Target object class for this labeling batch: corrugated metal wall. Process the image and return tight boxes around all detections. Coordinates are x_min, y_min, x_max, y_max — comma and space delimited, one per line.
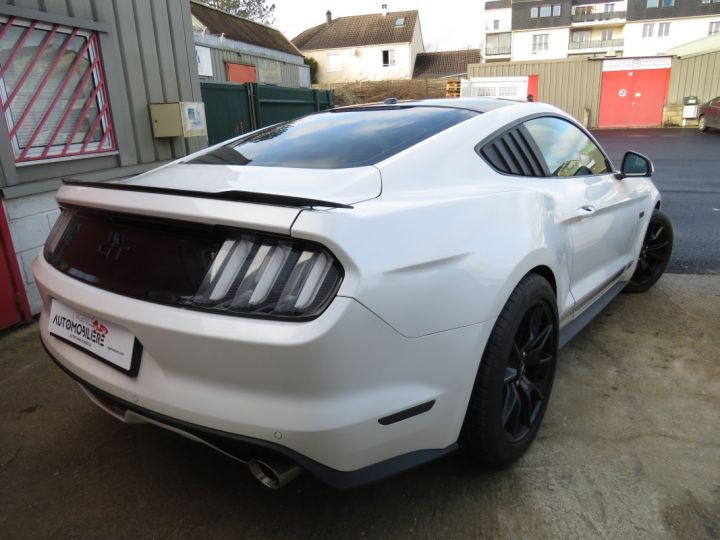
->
0, 0, 204, 196
468, 57, 603, 127
668, 51, 720, 105
204, 47, 306, 87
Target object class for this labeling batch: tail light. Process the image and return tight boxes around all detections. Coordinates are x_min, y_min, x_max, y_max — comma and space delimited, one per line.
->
189, 233, 343, 320
44, 207, 343, 321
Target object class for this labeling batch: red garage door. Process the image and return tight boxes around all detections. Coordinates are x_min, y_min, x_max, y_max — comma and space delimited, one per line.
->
599, 62, 671, 128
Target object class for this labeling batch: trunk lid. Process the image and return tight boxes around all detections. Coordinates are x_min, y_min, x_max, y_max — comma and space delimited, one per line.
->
125, 163, 382, 207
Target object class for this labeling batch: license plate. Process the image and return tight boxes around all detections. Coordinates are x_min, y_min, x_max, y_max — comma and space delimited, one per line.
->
48, 299, 142, 376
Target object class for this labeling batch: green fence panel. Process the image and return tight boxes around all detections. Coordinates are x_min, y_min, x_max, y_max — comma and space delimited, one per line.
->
200, 81, 252, 145
201, 82, 334, 144
254, 84, 335, 128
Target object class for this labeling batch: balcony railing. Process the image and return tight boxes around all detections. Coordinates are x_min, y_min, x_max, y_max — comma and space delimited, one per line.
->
485, 46, 512, 55
571, 11, 626, 23
568, 38, 624, 49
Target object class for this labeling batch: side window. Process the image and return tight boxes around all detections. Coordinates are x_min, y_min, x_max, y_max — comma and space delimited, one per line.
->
524, 117, 610, 176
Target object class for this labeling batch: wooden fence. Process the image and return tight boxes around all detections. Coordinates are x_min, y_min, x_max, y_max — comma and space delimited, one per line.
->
313, 79, 452, 106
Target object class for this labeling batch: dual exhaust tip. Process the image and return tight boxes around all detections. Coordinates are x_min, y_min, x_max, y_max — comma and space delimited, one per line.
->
247, 457, 301, 489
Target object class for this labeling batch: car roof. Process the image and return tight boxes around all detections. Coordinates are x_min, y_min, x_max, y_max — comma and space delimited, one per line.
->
335, 97, 520, 114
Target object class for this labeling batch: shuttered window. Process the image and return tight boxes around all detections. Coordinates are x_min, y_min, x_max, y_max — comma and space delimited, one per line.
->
0, 16, 116, 163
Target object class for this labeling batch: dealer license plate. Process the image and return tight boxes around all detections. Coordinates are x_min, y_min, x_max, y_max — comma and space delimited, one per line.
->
48, 299, 141, 376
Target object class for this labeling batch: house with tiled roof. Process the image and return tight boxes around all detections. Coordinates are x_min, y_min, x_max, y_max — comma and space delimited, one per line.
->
413, 49, 482, 79
292, 5, 425, 83
191, 1, 309, 87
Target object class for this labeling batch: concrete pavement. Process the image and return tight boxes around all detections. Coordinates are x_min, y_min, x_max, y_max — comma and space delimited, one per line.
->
1, 273, 718, 539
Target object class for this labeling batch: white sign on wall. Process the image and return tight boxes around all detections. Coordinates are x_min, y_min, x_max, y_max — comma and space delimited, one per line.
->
196, 45, 213, 77
602, 57, 672, 72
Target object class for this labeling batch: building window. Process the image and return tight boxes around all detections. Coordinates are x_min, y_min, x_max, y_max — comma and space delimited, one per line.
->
0, 16, 115, 163
552, 4, 561, 16
531, 7, 539, 17
572, 30, 591, 42
601, 29, 614, 41
709, 21, 720, 34
493, 19, 500, 30
326, 52, 341, 72
658, 22, 671, 37
646, 0, 659, 7
604, 4, 615, 12
662, 0, 674, 6
395, 17, 405, 27
382, 49, 395, 67
540, 5, 551, 17
486, 32, 511, 54
642, 23, 655, 38
532, 34, 549, 53
702, 0, 720, 4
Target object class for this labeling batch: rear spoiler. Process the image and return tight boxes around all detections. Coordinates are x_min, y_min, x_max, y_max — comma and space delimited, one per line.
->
61, 179, 353, 209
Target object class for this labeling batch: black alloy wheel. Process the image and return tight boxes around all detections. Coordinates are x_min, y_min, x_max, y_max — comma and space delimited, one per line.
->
624, 210, 673, 294
502, 301, 556, 442
461, 273, 558, 466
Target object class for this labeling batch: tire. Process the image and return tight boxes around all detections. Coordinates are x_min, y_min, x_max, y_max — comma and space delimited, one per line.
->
623, 209, 673, 294
699, 115, 707, 132
460, 273, 558, 467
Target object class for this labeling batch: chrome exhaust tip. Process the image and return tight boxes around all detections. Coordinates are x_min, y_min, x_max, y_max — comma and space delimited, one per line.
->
248, 457, 301, 489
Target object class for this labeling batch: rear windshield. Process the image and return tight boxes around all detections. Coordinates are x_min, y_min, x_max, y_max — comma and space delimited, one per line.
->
188, 107, 478, 169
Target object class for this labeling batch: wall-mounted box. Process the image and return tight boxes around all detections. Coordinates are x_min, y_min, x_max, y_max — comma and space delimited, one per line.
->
149, 102, 207, 138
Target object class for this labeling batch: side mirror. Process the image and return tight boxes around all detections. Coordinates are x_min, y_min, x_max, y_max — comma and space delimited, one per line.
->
615, 151, 654, 180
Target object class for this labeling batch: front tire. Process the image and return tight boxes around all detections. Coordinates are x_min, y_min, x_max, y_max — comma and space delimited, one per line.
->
460, 273, 558, 467
699, 115, 707, 132
624, 209, 673, 294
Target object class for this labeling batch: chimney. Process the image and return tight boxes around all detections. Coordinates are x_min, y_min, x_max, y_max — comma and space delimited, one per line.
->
381, 4, 387, 16
326, 10, 332, 24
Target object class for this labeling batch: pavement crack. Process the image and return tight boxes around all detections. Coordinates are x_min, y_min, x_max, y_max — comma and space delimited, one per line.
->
0, 449, 20, 475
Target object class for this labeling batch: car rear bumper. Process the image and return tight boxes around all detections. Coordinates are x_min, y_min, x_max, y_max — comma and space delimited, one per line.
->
34, 255, 492, 484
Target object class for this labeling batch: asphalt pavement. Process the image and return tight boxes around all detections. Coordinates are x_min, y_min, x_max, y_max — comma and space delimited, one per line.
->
592, 127, 720, 275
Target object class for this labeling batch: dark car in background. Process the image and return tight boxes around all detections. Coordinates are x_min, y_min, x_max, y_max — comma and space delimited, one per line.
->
698, 96, 720, 132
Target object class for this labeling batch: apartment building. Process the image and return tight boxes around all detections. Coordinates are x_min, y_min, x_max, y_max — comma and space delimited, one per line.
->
483, 0, 720, 62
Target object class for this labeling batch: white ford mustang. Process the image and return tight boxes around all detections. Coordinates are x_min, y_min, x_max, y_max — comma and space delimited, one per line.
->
34, 98, 673, 489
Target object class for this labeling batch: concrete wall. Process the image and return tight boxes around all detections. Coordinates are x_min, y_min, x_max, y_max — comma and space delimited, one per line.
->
0, 0, 205, 314
624, 16, 720, 57
305, 43, 415, 83
485, 8, 512, 33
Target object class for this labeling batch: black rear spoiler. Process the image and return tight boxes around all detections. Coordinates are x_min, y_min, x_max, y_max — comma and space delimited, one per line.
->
61, 179, 353, 209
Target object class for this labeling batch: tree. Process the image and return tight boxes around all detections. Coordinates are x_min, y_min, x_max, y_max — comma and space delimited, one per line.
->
199, 0, 276, 25
304, 57, 318, 84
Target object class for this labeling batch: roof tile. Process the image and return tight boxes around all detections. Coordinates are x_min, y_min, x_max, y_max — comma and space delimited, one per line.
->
292, 10, 418, 51
412, 49, 482, 78
191, 1, 301, 57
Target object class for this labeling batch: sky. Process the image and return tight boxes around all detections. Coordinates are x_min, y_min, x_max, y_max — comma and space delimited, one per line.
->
271, 1, 486, 52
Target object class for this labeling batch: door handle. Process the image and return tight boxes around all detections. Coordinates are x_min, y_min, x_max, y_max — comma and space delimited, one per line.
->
577, 205, 596, 216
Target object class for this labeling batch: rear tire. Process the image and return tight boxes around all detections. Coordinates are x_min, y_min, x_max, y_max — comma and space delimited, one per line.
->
699, 115, 707, 132
623, 209, 673, 294
460, 273, 558, 467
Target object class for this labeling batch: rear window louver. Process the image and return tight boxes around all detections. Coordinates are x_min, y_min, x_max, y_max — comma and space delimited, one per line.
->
480, 127, 545, 177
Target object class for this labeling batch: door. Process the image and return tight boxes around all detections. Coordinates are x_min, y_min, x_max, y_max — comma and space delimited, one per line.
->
599, 68, 670, 128
523, 117, 647, 311
0, 203, 30, 330
708, 98, 720, 128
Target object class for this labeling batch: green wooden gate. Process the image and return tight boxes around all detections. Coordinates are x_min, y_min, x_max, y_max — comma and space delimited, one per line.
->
200, 82, 334, 146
